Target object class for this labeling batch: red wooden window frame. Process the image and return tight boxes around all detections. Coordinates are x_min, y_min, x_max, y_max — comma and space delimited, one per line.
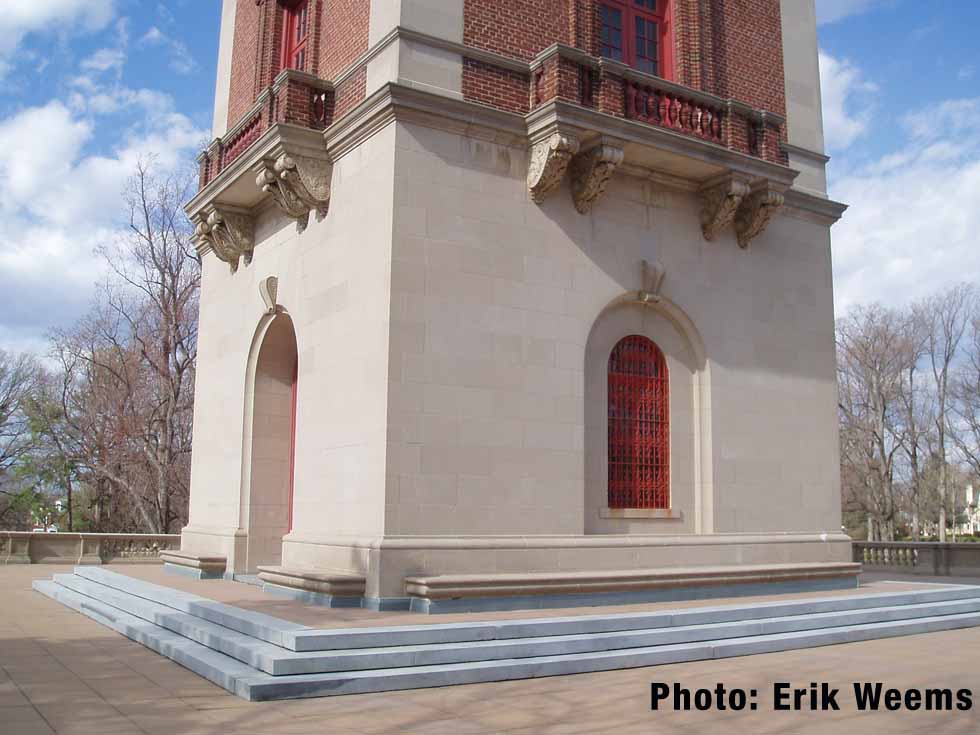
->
599, 0, 673, 79
281, 0, 311, 72
607, 335, 670, 509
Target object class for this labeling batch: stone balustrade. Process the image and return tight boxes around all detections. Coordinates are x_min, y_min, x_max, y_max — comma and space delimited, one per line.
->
624, 79, 724, 145
0, 531, 180, 565
854, 541, 980, 578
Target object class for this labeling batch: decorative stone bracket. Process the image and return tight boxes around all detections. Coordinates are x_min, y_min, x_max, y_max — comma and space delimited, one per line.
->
194, 205, 256, 273
254, 150, 332, 234
698, 175, 785, 249
527, 133, 580, 203
570, 142, 625, 214
734, 185, 785, 249
699, 174, 751, 242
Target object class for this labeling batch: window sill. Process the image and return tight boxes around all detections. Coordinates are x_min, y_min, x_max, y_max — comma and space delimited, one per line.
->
599, 508, 684, 520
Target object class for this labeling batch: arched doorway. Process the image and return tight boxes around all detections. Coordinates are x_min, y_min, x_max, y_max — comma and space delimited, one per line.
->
243, 313, 298, 572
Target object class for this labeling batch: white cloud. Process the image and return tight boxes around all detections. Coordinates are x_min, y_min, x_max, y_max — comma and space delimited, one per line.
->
816, 0, 881, 25
0, 0, 116, 75
81, 47, 126, 74
831, 96, 980, 313
140, 26, 196, 75
0, 86, 207, 352
959, 66, 976, 81
819, 51, 877, 152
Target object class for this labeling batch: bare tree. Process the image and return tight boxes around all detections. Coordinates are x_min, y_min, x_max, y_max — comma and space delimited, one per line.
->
35, 163, 199, 533
952, 314, 980, 485
895, 310, 932, 539
0, 350, 39, 524
837, 304, 916, 540
920, 284, 975, 541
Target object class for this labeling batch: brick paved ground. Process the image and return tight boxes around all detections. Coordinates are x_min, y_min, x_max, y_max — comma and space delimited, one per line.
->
3, 565, 978, 734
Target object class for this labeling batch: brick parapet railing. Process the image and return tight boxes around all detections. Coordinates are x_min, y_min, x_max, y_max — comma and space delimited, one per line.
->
527, 45, 786, 165
198, 69, 334, 189
854, 541, 980, 578
0, 531, 180, 565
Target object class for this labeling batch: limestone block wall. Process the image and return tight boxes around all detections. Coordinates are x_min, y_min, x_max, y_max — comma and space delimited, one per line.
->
383, 119, 841, 539
185, 125, 398, 573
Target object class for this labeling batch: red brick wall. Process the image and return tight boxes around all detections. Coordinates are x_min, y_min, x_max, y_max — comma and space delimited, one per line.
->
226, 0, 262, 129
225, 0, 369, 135
463, 59, 530, 114
317, 0, 370, 79
703, 0, 786, 116
334, 67, 367, 119
463, 0, 569, 59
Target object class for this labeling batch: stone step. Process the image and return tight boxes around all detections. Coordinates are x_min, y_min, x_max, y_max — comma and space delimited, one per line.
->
72, 566, 306, 647
33, 577, 980, 702
47, 572, 980, 677
70, 567, 980, 653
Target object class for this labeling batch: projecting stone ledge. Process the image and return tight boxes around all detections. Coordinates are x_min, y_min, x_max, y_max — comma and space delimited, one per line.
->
257, 565, 366, 605
404, 562, 862, 613
160, 550, 227, 580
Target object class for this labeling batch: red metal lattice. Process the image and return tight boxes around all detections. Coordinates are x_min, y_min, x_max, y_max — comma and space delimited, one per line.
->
608, 335, 669, 509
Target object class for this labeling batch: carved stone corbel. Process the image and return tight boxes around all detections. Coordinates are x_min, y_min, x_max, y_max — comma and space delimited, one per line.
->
637, 260, 666, 304
734, 185, 785, 249
194, 205, 255, 273
570, 142, 625, 214
699, 175, 751, 242
527, 133, 580, 203
255, 151, 332, 233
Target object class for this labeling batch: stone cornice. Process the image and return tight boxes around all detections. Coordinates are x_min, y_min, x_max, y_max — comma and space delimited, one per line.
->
324, 82, 527, 161
783, 188, 848, 226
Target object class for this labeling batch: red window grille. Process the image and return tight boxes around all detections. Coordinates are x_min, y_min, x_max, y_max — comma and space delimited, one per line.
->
607, 335, 670, 509
282, 0, 311, 72
599, 0, 673, 79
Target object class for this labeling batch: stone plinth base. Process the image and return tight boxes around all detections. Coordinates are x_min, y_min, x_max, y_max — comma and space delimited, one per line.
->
278, 531, 855, 602
404, 561, 860, 613
256, 565, 365, 607
161, 550, 227, 580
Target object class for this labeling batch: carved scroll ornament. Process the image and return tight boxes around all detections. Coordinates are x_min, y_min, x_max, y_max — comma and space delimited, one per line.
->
194, 206, 255, 273
700, 175, 751, 242
570, 143, 625, 214
255, 152, 332, 233
734, 187, 785, 249
527, 133, 580, 203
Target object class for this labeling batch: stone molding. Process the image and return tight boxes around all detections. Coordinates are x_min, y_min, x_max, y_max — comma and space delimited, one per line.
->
526, 133, 580, 203
570, 142, 625, 214
254, 150, 332, 233
193, 205, 256, 272
735, 184, 786, 249
256, 565, 366, 597
699, 174, 752, 241
404, 561, 862, 600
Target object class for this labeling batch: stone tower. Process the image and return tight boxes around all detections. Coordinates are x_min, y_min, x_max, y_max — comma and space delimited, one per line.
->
172, 0, 855, 610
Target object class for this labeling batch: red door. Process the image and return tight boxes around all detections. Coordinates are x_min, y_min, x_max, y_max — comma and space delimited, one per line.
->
287, 359, 298, 532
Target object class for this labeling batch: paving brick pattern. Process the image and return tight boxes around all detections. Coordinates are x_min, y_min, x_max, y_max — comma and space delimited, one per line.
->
3, 565, 979, 734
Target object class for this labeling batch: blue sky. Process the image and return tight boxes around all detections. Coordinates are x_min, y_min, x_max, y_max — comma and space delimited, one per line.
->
0, 0, 978, 354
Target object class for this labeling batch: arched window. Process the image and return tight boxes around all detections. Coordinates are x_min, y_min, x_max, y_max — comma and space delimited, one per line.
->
608, 335, 669, 509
